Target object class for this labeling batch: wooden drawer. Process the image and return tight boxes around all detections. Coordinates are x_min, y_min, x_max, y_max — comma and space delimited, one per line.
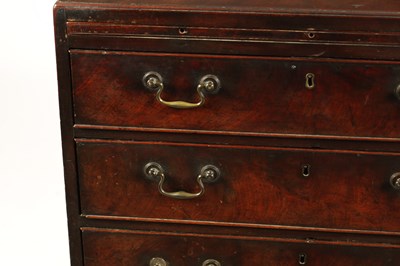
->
71, 50, 400, 139
82, 228, 400, 265
77, 140, 400, 232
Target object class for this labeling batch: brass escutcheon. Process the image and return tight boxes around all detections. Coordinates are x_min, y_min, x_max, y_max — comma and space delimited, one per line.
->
302, 164, 311, 177
298, 253, 307, 265
305, 73, 315, 89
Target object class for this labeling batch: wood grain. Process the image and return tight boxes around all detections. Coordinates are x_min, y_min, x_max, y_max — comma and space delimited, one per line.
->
57, 0, 400, 16
53, 5, 84, 266
77, 139, 400, 232
66, 22, 400, 45
54, 1, 400, 264
71, 50, 400, 139
82, 228, 400, 265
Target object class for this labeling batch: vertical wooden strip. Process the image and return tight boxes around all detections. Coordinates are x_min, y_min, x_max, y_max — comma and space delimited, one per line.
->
53, 4, 83, 266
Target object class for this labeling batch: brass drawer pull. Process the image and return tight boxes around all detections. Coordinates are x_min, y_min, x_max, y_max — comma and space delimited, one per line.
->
149, 257, 168, 266
390, 172, 400, 191
144, 162, 221, 199
143, 72, 221, 109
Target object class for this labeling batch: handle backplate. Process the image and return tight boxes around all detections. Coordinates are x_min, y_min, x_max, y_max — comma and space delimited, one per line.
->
395, 85, 400, 100
390, 172, 400, 191
202, 259, 222, 266
149, 257, 168, 266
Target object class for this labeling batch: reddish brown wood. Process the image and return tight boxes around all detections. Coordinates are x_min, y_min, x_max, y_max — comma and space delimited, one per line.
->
53, 6, 84, 266
71, 50, 400, 139
82, 229, 400, 265
59, 1, 400, 61
62, 7, 400, 37
77, 139, 400, 232
73, 125, 400, 153
81, 216, 400, 247
55, 1, 400, 264
57, 0, 400, 15
67, 22, 400, 45
68, 35, 400, 61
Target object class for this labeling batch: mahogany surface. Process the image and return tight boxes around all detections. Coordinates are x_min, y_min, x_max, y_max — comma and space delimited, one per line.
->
71, 50, 400, 139
58, 0, 400, 15
54, 0, 400, 265
82, 229, 400, 266
77, 139, 400, 232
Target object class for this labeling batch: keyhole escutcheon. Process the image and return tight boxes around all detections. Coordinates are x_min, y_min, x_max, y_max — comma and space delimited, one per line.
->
305, 73, 315, 89
302, 164, 311, 177
299, 253, 307, 265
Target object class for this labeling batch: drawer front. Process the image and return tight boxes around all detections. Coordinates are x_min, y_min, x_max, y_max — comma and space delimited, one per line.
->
82, 229, 400, 266
71, 50, 400, 139
77, 140, 400, 232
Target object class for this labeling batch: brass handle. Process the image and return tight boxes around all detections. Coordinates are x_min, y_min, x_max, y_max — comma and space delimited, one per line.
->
144, 162, 221, 199
390, 172, 400, 191
143, 72, 221, 109
202, 259, 222, 266
149, 257, 168, 266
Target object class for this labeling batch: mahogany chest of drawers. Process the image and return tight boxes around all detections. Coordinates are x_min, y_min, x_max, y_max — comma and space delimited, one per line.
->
54, 1, 400, 265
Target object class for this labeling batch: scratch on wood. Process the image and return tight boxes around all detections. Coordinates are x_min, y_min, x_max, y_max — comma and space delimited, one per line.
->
311, 51, 326, 57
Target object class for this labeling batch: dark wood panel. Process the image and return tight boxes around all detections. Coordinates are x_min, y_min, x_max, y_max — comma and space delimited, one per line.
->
71, 51, 400, 138
58, 0, 400, 17
67, 22, 400, 45
73, 125, 400, 153
56, 1, 400, 265
80, 216, 400, 246
82, 228, 400, 266
53, 6, 84, 266
62, 9, 400, 38
68, 35, 400, 61
77, 140, 400, 232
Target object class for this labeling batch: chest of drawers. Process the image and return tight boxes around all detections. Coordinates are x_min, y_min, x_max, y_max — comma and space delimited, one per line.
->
54, 1, 400, 265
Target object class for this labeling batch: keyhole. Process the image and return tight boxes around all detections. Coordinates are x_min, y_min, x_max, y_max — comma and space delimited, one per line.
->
305, 73, 315, 89
302, 164, 311, 177
299, 253, 307, 265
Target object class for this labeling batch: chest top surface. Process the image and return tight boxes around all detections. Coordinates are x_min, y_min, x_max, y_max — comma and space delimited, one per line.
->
58, 0, 400, 15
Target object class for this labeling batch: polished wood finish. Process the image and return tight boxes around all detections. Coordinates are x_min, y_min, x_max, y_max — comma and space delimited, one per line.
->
53, 7, 84, 266
71, 50, 400, 139
82, 229, 400, 266
66, 22, 400, 46
61, 1, 400, 61
77, 139, 400, 232
54, 0, 400, 265
68, 36, 400, 61
58, 0, 400, 14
